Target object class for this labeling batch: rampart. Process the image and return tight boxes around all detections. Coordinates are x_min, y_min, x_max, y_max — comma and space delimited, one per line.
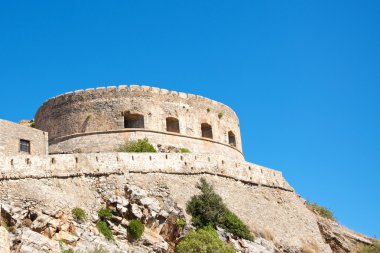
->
0, 153, 293, 191
35, 85, 243, 160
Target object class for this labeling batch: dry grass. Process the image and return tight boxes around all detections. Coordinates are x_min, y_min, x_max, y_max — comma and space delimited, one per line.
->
259, 228, 274, 241
301, 240, 320, 253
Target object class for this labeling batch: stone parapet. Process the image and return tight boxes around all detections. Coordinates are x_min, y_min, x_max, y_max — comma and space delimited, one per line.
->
0, 153, 293, 191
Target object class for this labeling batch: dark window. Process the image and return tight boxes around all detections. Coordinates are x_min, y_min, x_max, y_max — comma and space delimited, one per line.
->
124, 113, 144, 128
166, 117, 180, 133
20, 139, 30, 153
201, 123, 213, 139
228, 131, 236, 147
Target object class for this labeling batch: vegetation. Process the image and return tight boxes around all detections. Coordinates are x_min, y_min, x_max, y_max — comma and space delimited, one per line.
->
218, 112, 224, 119
306, 202, 336, 221
116, 138, 156, 153
176, 226, 235, 253
128, 219, 144, 240
176, 218, 187, 228
186, 178, 254, 240
355, 240, 380, 253
206, 108, 211, 113
98, 208, 113, 220
96, 221, 114, 240
180, 148, 191, 153
72, 207, 87, 222
219, 210, 253, 240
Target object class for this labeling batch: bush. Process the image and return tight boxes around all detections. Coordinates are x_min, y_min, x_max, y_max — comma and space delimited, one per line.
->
306, 202, 336, 221
176, 226, 234, 253
116, 138, 156, 153
72, 207, 86, 222
98, 208, 113, 221
186, 178, 254, 240
220, 210, 253, 240
186, 178, 226, 228
180, 148, 191, 153
218, 112, 224, 119
96, 221, 114, 240
128, 219, 144, 240
176, 218, 186, 227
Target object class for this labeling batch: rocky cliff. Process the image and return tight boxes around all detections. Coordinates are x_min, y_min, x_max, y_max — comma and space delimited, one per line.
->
0, 170, 373, 253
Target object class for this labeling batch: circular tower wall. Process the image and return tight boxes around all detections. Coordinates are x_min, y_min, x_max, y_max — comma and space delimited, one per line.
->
35, 85, 243, 160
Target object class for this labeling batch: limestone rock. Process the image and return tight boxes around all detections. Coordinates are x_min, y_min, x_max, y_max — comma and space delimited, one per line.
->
0, 226, 10, 253
18, 228, 60, 253
140, 197, 161, 213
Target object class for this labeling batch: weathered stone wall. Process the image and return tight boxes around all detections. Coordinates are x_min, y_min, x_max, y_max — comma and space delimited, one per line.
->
0, 153, 291, 190
48, 129, 244, 160
0, 120, 48, 156
34, 85, 242, 157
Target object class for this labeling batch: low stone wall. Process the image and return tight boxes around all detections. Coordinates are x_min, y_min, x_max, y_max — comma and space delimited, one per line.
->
0, 153, 292, 191
48, 129, 244, 161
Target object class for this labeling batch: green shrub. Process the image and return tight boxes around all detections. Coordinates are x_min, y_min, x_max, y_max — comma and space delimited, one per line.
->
306, 202, 336, 221
72, 207, 87, 221
176, 226, 234, 253
180, 148, 191, 153
116, 138, 156, 152
220, 210, 253, 240
218, 112, 224, 119
96, 221, 114, 240
176, 218, 186, 227
128, 219, 144, 240
186, 178, 226, 228
62, 249, 74, 253
98, 208, 113, 221
186, 178, 254, 240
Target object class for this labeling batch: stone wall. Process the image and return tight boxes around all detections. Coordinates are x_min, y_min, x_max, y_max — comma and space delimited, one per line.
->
0, 153, 292, 191
48, 129, 244, 160
0, 120, 48, 156
34, 85, 243, 156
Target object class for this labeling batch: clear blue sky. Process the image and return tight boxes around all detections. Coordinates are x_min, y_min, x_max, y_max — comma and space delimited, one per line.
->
0, 1, 379, 237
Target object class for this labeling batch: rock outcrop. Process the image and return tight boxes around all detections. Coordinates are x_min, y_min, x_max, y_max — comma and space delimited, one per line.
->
0, 173, 374, 253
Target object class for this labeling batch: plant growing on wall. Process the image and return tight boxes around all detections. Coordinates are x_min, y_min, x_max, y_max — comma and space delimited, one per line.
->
116, 138, 156, 153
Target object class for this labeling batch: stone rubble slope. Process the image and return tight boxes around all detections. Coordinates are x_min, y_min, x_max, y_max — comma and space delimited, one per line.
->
1, 182, 277, 253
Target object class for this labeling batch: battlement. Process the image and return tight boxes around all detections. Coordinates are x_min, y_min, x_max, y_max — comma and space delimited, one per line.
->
0, 153, 293, 191
40, 85, 236, 118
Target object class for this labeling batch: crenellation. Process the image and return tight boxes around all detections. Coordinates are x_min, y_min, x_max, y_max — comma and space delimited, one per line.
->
129, 85, 140, 91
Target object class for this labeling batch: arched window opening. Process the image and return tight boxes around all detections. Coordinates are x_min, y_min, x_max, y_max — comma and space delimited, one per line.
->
124, 113, 144, 128
201, 123, 213, 139
228, 131, 236, 147
166, 117, 180, 133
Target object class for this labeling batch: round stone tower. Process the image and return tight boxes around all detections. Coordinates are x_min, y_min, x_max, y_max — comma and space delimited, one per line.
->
35, 85, 243, 160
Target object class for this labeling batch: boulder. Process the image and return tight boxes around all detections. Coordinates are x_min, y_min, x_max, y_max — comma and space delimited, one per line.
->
19, 228, 60, 253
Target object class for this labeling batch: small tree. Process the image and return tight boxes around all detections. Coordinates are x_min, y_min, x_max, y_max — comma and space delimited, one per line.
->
176, 226, 234, 253
186, 178, 254, 240
186, 178, 226, 228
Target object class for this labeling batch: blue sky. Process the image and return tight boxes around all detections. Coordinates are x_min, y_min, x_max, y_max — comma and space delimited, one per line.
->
0, 1, 379, 237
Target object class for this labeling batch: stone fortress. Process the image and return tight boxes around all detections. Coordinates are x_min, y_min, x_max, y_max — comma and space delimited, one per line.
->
0, 85, 291, 190
1, 85, 373, 253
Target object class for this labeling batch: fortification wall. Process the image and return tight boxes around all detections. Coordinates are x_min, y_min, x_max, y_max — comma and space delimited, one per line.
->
0, 153, 292, 191
48, 129, 244, 160
0, 119, 48, 156
34, 85, 242, 156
